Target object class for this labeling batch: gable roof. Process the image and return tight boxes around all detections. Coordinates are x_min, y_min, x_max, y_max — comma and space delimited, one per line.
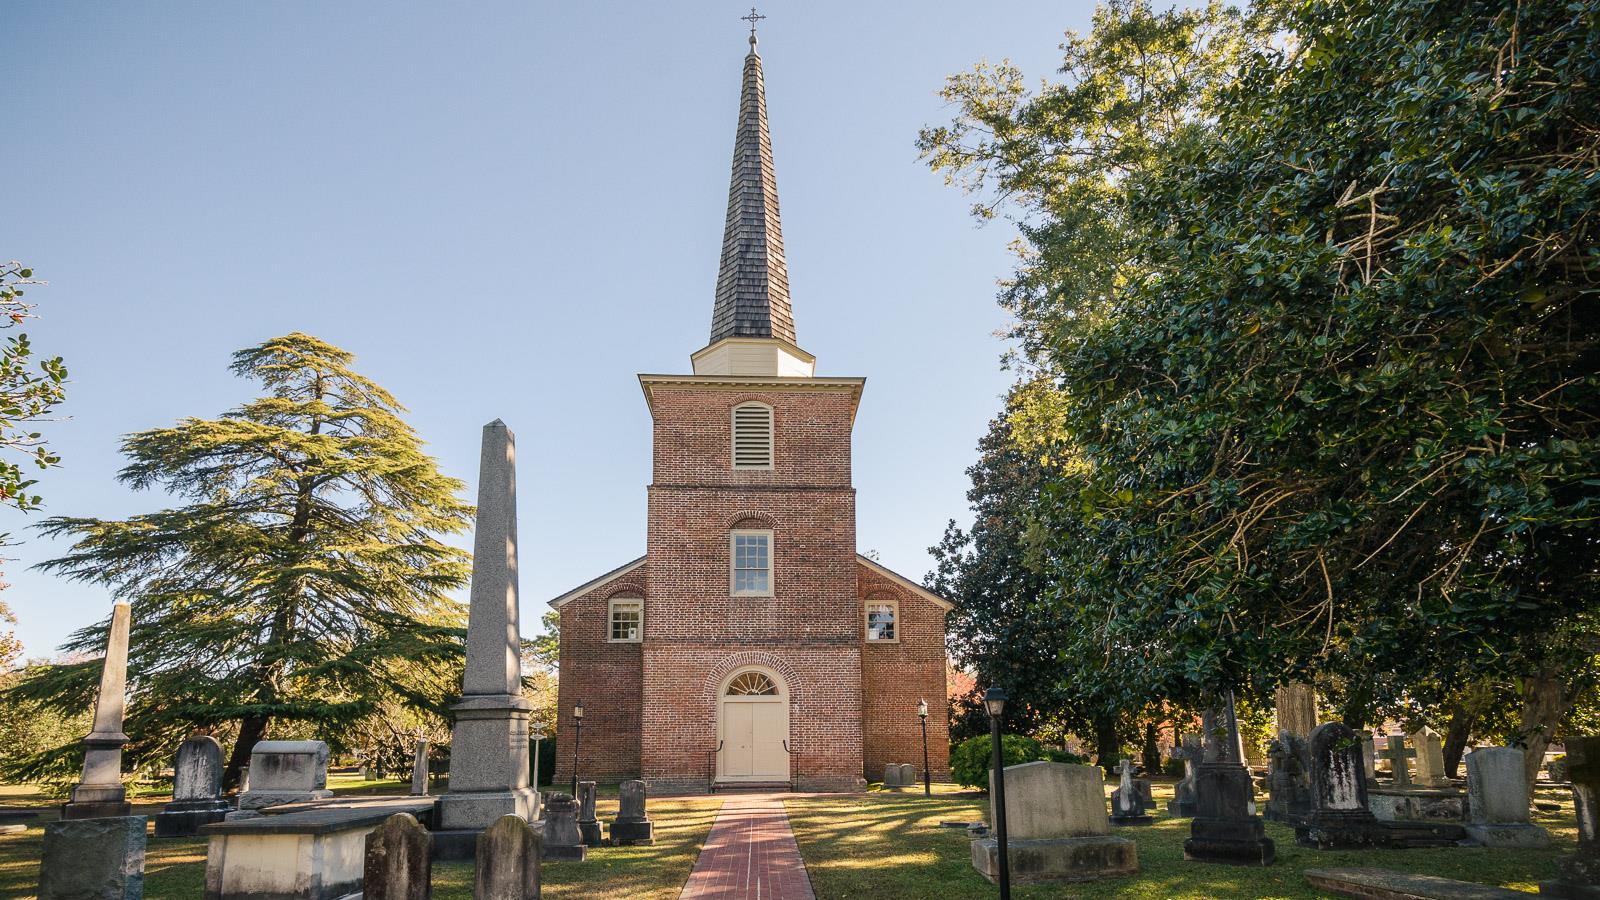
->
548, 555, 646, 609
857, 554, 954, 611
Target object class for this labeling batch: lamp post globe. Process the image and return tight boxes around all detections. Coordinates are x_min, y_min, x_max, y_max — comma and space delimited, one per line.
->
984, 686, 1011, 900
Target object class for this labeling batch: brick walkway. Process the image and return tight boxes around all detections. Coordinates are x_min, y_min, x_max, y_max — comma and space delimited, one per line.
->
679, 792, 815, 900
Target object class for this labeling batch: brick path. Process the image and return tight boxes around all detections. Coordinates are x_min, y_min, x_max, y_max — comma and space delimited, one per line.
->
679, 792, 815, 900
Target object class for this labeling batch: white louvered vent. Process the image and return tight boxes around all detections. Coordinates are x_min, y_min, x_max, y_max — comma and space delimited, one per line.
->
732, 403, 774, 469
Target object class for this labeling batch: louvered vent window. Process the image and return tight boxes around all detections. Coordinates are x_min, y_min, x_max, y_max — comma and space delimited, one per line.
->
731, 403, 774, 469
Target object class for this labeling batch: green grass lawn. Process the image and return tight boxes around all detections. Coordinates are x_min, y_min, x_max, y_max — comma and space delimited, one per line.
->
787, 779, 1580, 899
0, 779, 721, 900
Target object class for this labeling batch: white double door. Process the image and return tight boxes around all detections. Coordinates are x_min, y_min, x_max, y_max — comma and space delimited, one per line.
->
718, 696, 788, 781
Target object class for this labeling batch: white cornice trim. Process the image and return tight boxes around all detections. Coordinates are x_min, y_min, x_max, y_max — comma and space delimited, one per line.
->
549, 555, 647, 609
857, 554, 955, 611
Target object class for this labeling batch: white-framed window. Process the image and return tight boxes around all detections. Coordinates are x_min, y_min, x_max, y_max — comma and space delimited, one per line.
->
864, 600, 898, 642
730, 529, 773, 596
731, 402, 774, 469
609, 597, 643, 642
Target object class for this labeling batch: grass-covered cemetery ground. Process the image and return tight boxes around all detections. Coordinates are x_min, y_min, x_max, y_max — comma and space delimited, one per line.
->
0, 776, 1580, 898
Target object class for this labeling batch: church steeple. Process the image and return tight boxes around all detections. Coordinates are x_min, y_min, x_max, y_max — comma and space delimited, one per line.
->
694, 17, 814, 378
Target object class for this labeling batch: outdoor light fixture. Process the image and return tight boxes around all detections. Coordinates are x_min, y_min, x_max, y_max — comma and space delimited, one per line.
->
985, 686, 1012, 900
570, 701, 585, 799
917, 698, 932, 796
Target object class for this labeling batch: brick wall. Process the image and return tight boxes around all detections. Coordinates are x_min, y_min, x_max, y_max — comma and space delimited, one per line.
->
859, 564, 951, 781
552, 567, 645, 785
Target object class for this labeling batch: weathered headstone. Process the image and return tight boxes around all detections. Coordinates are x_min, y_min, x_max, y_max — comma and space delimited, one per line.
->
154, 735, 232, 837
576, 781, 601, 847
1361, 732, 1378, 781
897, 763, 916, 787
1185, 695, 1275, 865
62, 600, 134, 821
1381, 733, 1417, 788
474, 814, 542, 900
1265, 732, 1313, 824
411, 739, 430, 797
540, 792, 586, 862
1541, 735, 1599, 898
38, 815, 146, 900
1274, 683, 1318, 741
1109, 759, 1152, 826
1297, 722, 1383, 850
1464, 747, 1549, 848
970, 761, 1137, 884
1168, 734, 1201, 817
882, 763, 901, 787
1410, 727, 1448, 788
230, 740, 333, 813
364, 813, 432, 900
610, 779, 655, 846
435, 421, 538, 854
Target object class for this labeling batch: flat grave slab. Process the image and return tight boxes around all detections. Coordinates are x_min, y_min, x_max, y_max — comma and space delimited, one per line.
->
1305, 867, 1533, 900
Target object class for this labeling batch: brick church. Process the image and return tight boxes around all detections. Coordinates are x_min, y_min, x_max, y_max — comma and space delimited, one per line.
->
549, 31, 951, 793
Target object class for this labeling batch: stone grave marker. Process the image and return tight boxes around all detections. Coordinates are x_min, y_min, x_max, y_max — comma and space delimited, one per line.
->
1265, 732, 1313, 824
1361, 732, 1378, 781
1185, 695, 1275, 865
882, 763, 901, 787
576, 781, 602, 847
1297, 722, 1383, 849
410, 739, 429, 797
610, 779, 655, 846
1464, 747, 1550, 848
230, 740, 334, 814
474, 814, 541, 900
38, 815, 146, 900
1168, 734, 1201, 818
1410, 727, 1448, 788
541, 792, 586, 862
155, 735, 232, 837
970, 761, 1137, 884
1381, 733, 1417, 788
1540, 734, 1599, 898
364, 813, 432, 900
897, 763, 916, 787
62, 600, 134, 821
1109, 759, 1152, 826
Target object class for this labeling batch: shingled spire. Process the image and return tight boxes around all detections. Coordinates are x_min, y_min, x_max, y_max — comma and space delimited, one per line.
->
710, 28, 796, 345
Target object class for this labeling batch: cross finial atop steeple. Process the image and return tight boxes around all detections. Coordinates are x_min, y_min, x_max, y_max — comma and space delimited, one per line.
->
742, 7, 765, 50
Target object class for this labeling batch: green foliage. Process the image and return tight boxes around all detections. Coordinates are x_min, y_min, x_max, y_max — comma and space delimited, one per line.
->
0, 261, 66, 518
950, 733, 1065, 788
924, 0, 1600, 721
1, 333, 473, 786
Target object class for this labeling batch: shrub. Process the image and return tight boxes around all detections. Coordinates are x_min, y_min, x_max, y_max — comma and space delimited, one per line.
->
950, 733, 1054, 788
1164, 757, 1186, 778
1044, 748, 1089, 766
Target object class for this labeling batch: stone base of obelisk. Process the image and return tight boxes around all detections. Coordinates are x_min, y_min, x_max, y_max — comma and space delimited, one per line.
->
61, 782, 132, 821
431, 693, 539, 860
1182, 764, 1276, 865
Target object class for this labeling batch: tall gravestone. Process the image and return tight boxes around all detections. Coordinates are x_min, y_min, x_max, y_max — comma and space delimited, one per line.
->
610, 780, 655, 846
1265, 732, 1312, 824
435, 421, 539, 853
1411, 727, 1448, 787
475, 814, 542, 900
1168, 734, 1201, 817
411, 739, 430, 797
1541, 735, 1599, 898
62, 600, 134, 820
970, 761, 1137, 884
155, 735, 232, 837
1464, 747, 1549, 848
1184, 695, 1275, 865
364, 813, 432, 900
576, 781, 602, 846
38, 815, 147, 900
1296, 722, 1383, 849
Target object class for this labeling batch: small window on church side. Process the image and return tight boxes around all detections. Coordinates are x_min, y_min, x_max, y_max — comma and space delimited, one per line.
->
730, 530, 773, 596
731, 402, 774, 469
609, 598, 642, 642
865, 601, 898, 642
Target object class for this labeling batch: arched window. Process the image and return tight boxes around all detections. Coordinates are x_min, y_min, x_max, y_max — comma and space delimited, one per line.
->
726, 671, 779, 696
731, 402, 774, 469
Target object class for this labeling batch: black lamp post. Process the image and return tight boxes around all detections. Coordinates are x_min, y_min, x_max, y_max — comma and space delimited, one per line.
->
984, 686, 1011, 900
570, 701, 584, 799
917, 698, 932, 797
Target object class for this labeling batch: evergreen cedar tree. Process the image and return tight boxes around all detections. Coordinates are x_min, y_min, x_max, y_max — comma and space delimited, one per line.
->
1, 333, 474, 788
922, 0, 1599, 785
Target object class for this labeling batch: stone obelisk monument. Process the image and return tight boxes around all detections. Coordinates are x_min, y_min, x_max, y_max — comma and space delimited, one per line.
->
434, 420, 538, 857
62, 599, 135, 820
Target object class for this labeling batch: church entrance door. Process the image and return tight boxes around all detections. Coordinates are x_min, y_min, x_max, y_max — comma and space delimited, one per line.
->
716, 668, 789, 783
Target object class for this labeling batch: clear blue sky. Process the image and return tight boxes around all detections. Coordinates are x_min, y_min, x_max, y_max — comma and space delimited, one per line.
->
3, 2, 1092, 658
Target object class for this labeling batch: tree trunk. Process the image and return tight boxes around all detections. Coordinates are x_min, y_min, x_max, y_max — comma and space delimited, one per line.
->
1094, 714, 1120, 775
1442, 701, 1476, 779
223, 714, 270, 792
1141, 721, 1162, 773
1519, 669, 1567, 801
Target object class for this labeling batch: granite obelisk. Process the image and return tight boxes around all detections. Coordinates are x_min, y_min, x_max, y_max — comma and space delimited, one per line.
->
62, 599, 134, 820
435, 421, 538, 851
